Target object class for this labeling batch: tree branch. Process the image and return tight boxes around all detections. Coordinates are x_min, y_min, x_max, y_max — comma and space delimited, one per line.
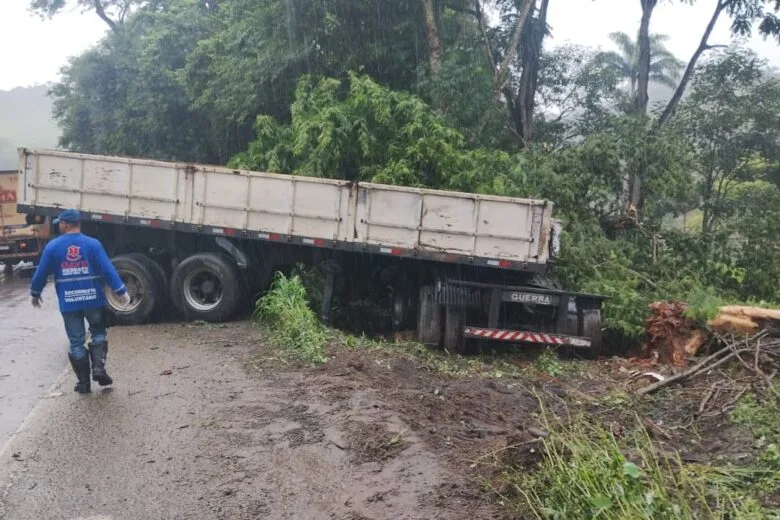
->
658, 0, 728, 126
517, 0, 549, 144
93, 0, 119, 32
474, 0, 497, 71
494, 0, 536, 97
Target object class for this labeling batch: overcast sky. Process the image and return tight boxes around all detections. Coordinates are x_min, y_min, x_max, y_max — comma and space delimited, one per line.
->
1, 0, 779, 91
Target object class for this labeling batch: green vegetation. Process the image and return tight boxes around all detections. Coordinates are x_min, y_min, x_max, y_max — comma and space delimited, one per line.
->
730, 394, 780, 507
339, 331, 528, 380
496, 410, 771, 520
683, 286, 727, 322
732, 394, 780, 441
532, 348, 565, 377
253, 273, 328, 364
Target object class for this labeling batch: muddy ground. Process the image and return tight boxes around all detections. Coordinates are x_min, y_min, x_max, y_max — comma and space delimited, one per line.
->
0, 318, 767, 520
1, 320, 520, 519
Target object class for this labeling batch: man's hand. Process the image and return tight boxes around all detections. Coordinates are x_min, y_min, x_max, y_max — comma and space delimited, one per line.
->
119, 292, 132, 307
31, 296, 42, 308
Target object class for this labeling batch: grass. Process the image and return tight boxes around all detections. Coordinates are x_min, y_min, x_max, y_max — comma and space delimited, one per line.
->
533, 348, 565, 377
253, 272, 329, 364
732, 394, 780, 441
337, 331, 542, 379
491, 405, 773, 520
731, 393, 780, 501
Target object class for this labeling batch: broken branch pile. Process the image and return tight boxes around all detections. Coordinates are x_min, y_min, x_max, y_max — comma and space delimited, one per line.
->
637, 303, 780, 396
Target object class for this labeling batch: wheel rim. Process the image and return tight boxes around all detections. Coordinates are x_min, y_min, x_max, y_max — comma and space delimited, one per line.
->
183, 268, 224, 312
106, 270, 143, 313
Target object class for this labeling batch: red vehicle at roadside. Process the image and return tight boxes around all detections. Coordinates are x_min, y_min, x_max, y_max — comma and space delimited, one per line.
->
0, 170, 50, 269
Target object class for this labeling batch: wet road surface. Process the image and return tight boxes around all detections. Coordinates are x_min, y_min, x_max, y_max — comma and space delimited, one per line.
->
0, 272, 66, 445
0, 321, 244, 520
0, 317, 471, 520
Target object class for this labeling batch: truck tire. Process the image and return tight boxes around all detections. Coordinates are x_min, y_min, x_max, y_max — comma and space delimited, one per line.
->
418, 286, 442, 346
125, 253, 168, 303
106, 255, 159, 325
443, 305, 466, 354
582, 309, 604, 357
171, 253, 241, 322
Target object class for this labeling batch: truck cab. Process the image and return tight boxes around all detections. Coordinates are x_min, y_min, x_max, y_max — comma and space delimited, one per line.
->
0, 170, 49, 269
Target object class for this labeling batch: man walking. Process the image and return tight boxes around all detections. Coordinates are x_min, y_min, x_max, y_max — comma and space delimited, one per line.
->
30, 209, 131, 394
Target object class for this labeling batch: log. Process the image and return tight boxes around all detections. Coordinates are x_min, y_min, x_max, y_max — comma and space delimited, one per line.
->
717, 306, 780, 321
708, 315, 760, 336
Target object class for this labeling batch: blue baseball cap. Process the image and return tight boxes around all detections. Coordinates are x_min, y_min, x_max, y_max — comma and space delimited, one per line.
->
53, 209, 81, 225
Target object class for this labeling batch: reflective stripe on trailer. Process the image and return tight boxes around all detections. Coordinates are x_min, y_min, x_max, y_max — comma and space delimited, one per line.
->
464, 327, 592, 347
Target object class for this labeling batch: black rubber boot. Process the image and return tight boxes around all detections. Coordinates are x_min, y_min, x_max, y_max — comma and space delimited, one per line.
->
89, 341, 113, 387
69, 354, 91, 394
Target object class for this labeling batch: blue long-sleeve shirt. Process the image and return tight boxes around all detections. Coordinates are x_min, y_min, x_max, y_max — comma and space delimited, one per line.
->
30, 232, 127, 313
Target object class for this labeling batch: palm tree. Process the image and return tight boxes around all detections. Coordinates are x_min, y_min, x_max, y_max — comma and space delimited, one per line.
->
600, 32, 684, 97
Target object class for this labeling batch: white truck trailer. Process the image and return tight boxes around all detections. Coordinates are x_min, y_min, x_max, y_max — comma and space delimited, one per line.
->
16, 148, 604, 353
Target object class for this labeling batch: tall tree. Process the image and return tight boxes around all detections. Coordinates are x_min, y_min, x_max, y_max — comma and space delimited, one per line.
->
601, 29, 683, 222
599, 32, 683, 97
186, 0, 430, 128
636, 0, 659, 114
472, 0, 551, 145
492, 0, 537, 100
673, 48, 780, 234
422, 0, 444, 73
419, 0, 552, 145
514, 0, 550, 144
51, 0, 443, 163
51, 1, 224, 162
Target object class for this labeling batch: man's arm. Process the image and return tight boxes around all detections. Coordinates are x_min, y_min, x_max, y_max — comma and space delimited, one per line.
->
30, 245, 54, 299
94, 241, 127, 295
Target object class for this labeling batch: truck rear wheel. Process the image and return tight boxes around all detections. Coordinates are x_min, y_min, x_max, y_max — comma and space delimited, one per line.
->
106, 255, 160, 325
443, 305, 466, 354
171, 253, 241, 322
582, 309, 604, 357
417, 286, 442, 346
125, 253, 168, 305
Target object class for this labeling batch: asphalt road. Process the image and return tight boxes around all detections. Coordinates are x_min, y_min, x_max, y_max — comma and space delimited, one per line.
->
0, 270, 67, 446
0, 309, 241, 520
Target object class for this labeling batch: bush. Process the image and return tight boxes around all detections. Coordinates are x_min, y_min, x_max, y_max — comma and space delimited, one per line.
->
253, 273, 328, 364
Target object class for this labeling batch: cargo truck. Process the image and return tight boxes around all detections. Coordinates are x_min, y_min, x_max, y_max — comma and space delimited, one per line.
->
0, 169, 50, 268
16, 148, 605, 354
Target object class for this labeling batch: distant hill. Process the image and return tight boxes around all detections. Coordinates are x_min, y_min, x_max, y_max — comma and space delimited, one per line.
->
0, 85, 60, 169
